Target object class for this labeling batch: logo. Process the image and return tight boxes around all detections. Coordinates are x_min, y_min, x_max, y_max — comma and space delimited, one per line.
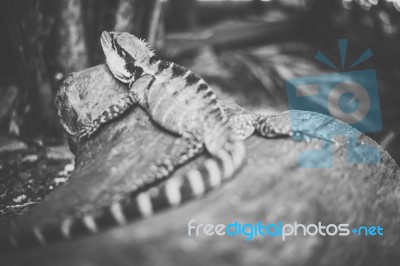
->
286, 39, 382, 168
187, 220, 384, 241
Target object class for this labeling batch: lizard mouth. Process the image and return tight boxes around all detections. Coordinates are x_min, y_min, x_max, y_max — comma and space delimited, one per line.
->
100, 31, 112, 50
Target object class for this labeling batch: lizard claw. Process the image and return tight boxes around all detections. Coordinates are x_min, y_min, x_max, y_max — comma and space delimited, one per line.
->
74, 124, 99, 141
74, 127, 91, 141
255, 115, 292, 138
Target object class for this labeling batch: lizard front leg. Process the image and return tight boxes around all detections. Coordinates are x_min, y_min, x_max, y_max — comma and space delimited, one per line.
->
221, 102, 327, 142
253, 114, 292, 138
75, 91, 139, 141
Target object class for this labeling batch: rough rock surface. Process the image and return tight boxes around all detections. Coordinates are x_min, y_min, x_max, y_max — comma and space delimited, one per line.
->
2, 65, 400, 266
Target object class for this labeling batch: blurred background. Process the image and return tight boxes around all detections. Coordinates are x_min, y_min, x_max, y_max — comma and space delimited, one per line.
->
0, 0, 400, 222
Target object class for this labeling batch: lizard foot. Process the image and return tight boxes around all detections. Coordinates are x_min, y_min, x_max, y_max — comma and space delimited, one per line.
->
255, 114, 333, 144
74, 122, 100, 141
255, 114, 292, 138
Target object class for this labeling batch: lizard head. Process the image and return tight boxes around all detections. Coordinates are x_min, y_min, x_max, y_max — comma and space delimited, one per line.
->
100, 31, 155, 83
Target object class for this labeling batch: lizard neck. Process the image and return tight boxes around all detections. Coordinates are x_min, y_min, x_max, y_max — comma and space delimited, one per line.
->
135, 57, 160, 77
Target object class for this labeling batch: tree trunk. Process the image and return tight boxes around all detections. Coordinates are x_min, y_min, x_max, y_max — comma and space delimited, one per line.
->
0, 0, 58, 136
114, 0, 164, 47
52, 0, 89, 73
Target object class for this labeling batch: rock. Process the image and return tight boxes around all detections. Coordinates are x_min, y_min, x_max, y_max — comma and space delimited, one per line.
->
45, 145, 75, 161
53, 177, 68, 186
2, 65, 400, 266
21, 155, 39, 163
56, 163, 75, 178
0, 136, 28, 153
12, 195, 27, 203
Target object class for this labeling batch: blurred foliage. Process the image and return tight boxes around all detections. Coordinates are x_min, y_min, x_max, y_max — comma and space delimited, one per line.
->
0, 0, 161, 138
0, 0, 399, 160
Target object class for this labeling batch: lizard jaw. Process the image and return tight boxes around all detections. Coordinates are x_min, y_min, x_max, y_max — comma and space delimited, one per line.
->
100, 31, 132, 83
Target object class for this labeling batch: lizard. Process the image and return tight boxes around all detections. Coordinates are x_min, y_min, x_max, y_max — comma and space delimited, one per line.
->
0, 31, 296, 252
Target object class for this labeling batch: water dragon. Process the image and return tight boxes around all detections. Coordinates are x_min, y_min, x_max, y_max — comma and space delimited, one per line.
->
0, 31, 296, 251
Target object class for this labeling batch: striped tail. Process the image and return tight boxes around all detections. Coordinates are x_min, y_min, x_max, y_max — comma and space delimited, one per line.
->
0, 140, 245, 253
